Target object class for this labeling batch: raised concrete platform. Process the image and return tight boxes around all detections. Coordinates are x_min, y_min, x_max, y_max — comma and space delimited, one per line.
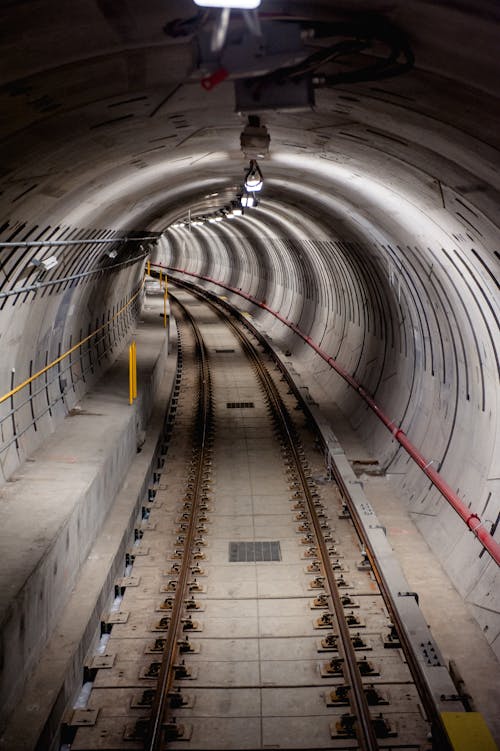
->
0, 284, 177, 750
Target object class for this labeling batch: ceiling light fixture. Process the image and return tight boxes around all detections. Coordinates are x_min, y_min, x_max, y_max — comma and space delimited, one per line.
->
244, 159, 263, 192
240, 191, 255, 208
240, 116, 270, 160
194, 0, 261, 8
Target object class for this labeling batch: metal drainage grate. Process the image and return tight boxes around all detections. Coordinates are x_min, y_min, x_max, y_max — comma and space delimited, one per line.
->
227, 402, 255, 409
215, 348, 235, 353
229, 541, 281, 562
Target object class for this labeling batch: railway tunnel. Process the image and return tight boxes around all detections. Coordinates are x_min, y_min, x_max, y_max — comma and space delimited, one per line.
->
0, 1, 499, 749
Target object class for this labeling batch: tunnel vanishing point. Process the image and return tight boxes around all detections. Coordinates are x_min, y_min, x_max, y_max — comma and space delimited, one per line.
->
0, 1, 499, 750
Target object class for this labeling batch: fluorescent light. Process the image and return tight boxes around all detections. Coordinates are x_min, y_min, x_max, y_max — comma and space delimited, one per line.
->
215, 216, 223, 222
233, 208, 243, 216
194, 0, 261, 8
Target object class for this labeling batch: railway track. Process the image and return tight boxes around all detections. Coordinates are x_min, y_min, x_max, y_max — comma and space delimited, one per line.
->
65, 286, 439, 750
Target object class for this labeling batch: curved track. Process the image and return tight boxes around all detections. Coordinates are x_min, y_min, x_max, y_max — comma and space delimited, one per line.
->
67, 286, 440, 751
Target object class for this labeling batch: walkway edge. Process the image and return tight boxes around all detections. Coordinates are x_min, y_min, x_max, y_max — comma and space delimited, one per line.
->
0, 311, 178, 751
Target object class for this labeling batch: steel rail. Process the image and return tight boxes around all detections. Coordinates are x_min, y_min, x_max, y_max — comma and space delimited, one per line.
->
156, 265, 500, 567
146, 298, 212, 751
223, 307, 380, 751
171, 278, 454, 748
331, 468, 452, 749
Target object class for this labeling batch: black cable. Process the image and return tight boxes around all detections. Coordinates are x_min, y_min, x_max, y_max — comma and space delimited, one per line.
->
242, 15, 414, 91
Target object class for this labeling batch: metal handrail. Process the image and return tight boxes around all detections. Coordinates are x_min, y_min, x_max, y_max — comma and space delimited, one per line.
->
0, 309, 138, 454
0, 279, 144, 408
0, 277, 145, 456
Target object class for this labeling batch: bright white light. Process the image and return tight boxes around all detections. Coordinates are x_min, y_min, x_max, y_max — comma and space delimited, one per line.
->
233, 208, 243, 216
244, 160, 264, 192
194, 0, 261, 8
241, 194, 255, 208
215, 216, 223, 222
208, 218, 217, 223
244, 177, 263, 192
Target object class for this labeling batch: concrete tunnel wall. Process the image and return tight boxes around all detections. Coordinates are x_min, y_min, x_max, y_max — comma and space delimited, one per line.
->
0, 0, 499, 680
1, 136, 499, 656
158, 150, 499, 653
0, 244, 146, 481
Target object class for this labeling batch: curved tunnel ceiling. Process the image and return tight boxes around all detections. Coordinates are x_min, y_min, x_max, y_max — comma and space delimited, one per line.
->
0, 0, 499, 626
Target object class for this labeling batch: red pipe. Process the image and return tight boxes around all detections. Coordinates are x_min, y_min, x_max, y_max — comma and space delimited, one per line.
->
154, 263, 500, 566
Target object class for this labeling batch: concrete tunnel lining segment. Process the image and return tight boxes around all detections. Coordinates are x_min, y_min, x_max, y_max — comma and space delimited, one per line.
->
0, 0, 499, 744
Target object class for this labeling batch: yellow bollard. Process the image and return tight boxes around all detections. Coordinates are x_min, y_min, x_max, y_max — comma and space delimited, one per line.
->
132, 341, 137, 399
129, 344, 134, 405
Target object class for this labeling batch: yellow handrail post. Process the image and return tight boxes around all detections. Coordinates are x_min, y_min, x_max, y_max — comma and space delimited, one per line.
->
132, 341, 137, 399
0, 276, 146, 408
163, 288, 168, 329
159, 269, 163, 285
147, 259, 151, 277
128, 344, 133, 405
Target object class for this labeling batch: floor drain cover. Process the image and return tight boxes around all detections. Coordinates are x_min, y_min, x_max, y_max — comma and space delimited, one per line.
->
229, 541, 281, 562
227, 402, 255, 409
